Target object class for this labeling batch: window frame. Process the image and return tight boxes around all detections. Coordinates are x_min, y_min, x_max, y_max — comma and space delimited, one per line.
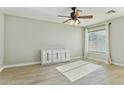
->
87, 29, 106, 54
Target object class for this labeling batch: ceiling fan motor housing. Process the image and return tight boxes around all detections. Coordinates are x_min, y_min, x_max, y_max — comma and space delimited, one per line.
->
71, 12, 76, 19
71, 7, 76, 12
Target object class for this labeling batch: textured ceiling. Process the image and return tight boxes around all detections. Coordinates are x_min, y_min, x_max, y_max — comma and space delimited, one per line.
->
0, 7, 124, 26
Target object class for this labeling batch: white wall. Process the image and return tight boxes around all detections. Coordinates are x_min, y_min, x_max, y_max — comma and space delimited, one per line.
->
0, 13, 4, 68
4, 14, 124, 66
110, 16, 124, 64
4, 15, 84, 65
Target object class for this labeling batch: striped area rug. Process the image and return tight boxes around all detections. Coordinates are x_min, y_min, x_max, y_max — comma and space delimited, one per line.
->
56, 60, 102, 82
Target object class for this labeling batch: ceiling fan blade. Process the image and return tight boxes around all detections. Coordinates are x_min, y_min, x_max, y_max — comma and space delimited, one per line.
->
58, 15, 71, 18
63, 19, 72, 23
78, 15, 93, 19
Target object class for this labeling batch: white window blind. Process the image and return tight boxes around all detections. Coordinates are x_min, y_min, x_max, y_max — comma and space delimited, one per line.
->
87, 24, 106, 53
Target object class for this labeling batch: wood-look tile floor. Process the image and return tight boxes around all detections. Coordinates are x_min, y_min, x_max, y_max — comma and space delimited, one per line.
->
1, 59, 124, 85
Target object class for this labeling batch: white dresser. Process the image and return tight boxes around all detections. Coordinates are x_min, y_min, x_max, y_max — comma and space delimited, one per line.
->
41, 48, 70, 64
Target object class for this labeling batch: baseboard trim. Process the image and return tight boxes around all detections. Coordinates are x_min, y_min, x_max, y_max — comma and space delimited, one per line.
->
71, 56, 83, 60
3, 61, 41, 69
113, 62, 124, 67
0, 67, 4, 72
0, 56, 83, 72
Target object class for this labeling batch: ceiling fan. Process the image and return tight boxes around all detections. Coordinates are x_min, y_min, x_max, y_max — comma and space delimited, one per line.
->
58, 7, 93, 24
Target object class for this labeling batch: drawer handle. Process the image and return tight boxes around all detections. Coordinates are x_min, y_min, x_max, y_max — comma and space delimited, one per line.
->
65, 52, 66, 58
47, 53, 49, 61
56, 53, 58, 59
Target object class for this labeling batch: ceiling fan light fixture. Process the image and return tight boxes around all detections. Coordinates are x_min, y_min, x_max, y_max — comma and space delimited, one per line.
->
69, 20, 78, 25
70, 20, 74, 25
75, 20, 79, 25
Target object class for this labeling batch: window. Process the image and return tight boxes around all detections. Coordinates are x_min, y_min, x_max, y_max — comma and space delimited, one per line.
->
88, 30, 106, 53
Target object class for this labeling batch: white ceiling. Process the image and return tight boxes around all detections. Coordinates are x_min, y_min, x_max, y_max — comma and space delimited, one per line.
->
0, 7, 124, 26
